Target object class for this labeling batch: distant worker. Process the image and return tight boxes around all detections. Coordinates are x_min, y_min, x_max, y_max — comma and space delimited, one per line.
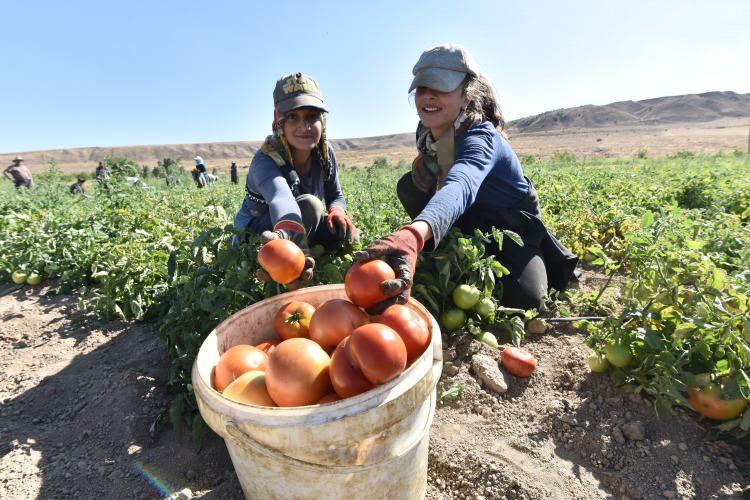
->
194, 156, 208, 187
4, 156, 34, 189
95, 161, 111, 191
70, 176, 87, 195
230, 161, 239, 184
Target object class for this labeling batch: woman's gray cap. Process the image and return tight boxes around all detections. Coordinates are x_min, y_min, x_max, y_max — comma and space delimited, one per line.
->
273, 73, 328, 114
409, 43, 479, 93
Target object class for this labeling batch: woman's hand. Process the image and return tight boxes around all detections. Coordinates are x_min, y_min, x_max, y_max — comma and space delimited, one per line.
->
352, 225, 425, 314
327, 206, 359, 244
258, 224, 315, 290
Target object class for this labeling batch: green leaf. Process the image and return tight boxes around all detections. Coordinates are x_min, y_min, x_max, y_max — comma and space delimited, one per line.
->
502, 230, 523, 247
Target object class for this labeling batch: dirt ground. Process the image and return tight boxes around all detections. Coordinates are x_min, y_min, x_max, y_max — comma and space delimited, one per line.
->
1, 273, 748, 499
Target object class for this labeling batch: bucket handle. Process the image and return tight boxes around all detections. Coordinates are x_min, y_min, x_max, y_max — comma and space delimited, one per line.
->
225, 391, 435, 474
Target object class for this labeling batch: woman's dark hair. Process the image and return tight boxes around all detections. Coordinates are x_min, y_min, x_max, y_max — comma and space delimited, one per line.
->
462, 74, 506, 134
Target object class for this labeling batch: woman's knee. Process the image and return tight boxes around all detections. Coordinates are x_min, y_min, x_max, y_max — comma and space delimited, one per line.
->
499, 255, 548, 309
296, 195, 324, 232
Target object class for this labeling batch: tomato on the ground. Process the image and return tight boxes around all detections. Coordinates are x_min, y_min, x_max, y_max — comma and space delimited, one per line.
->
687, 384, 747, 421
501, 346, 537, 377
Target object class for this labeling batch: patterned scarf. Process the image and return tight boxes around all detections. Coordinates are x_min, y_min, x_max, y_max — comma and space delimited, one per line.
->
414, 109, 483, 191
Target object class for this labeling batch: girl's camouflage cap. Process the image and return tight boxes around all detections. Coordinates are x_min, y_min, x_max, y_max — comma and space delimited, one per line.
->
273, 73, 328, 114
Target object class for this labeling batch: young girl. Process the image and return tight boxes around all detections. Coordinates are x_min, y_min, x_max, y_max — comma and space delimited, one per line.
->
356, 44, 577, 312
234, 72, 357, 287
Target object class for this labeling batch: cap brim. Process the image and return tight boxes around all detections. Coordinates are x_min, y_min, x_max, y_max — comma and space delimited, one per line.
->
276, 95, 328, 114
408, 68, 467, 93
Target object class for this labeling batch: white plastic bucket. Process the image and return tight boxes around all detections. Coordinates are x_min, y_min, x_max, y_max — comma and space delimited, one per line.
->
192, 284, 443, 499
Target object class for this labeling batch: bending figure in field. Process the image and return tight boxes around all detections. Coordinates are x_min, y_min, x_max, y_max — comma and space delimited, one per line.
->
4, 156, 34, 189
356, 44, 578, 313
95, 161, 111, 191
233, 72, 358, 289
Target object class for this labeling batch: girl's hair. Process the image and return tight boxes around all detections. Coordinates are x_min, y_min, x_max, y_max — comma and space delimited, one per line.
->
462, 74, 506, 134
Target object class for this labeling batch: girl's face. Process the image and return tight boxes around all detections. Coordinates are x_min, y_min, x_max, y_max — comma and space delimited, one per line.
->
415, 85, 468, 138
282, 107, 323, 152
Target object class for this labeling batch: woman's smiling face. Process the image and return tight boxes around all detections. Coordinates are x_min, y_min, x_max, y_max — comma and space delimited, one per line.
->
415, 85, 468, 138
282, 107, 323, 152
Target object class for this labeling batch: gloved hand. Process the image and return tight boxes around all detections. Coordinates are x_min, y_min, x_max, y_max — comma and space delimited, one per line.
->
411, 154, 436, 193
327, 206, 359, 244
353, 225, 425, 314
258, 222, 315, 290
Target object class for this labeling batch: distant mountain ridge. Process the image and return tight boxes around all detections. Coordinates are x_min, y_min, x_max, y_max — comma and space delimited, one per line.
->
2, 91, 747, 169
507, 90, 749, 133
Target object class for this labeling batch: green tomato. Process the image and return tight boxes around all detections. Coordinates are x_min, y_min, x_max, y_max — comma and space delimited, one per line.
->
474, 297, 495, 319
441, 308, 467, 331
478, 332, 499, 349
714, 346, 726, 358
26, 273, 43, 286
588, 353, 610, 373
452, 285, 481, 310
604, 343, 633, 368
11, 271, 27, 285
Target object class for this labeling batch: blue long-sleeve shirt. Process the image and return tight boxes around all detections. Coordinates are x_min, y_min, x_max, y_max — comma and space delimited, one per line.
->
414, 121, 529, 247
234, 146, 346, 234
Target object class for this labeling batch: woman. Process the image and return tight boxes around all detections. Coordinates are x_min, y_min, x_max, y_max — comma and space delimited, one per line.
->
357, 44, 577, 312
234, 72, 358, 287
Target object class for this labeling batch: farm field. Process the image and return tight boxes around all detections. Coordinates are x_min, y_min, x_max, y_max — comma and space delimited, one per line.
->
1, 152, 749, 499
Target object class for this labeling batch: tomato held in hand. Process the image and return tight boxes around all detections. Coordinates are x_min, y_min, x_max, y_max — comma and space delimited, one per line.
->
378, 304, 431, 363
274, 300, 316, 340
309, 299, 369, 352
330, 336, 374, 398
501, 346, 537, 377
687, 384, 748, 421
349, 323, 407, 385
214, 345, 269, 392
265, 338, 332, 407
258, 239, 306, 285
345, 259, 396, 309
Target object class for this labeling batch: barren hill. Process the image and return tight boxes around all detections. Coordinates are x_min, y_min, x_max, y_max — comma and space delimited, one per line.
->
508, 90, 750, 133
2, 91, 747, 173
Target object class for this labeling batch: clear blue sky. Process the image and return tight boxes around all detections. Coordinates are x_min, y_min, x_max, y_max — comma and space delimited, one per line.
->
2, 0, 748, 152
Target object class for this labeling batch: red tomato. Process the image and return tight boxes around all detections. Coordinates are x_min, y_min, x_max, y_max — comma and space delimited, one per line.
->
349, 323, 407, 385
222, 371, 276, 406
378, 304, 431, 363
687, 385, 747, 421
258, 239, 305, 285
501, 346, 537, 377
214, 345, 269, 392
274, 301, 316, 340
265, 338, 332, 407
330, 336, 374, 398
317, 392, 342, 404
255, 339, 281, 355
345, 260, 396, 309
308, 299, 369, 352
